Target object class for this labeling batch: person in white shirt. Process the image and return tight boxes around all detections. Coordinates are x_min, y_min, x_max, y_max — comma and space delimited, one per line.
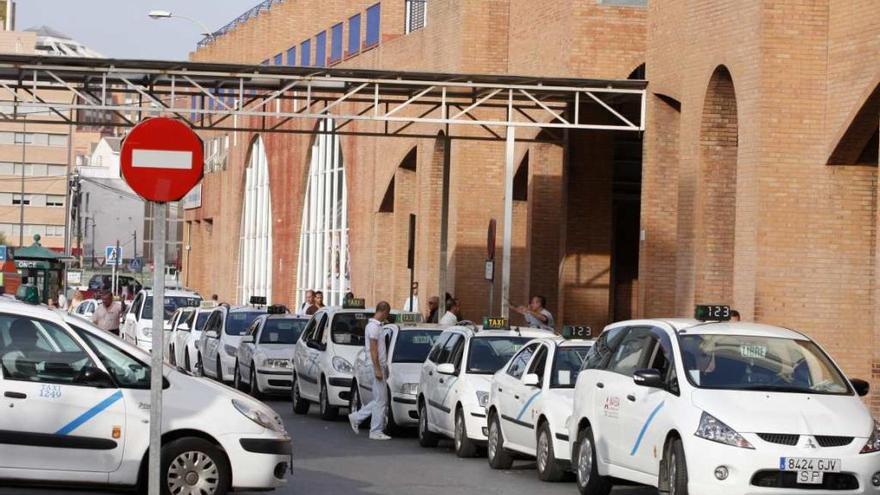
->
349, 301, 392, 440
57, 290, 68, 312
299, 290, 315, 314
403, 282, 419, 313
439, 298, 460, 326
512, 295, 555, 332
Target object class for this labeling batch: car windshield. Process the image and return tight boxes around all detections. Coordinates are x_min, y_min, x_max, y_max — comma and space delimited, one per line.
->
260, 319, 308, 344
331, 313, 370, 346
467, 336, 532, 374
143, 296, 201, 321
225, 311, 264, 336
679, 334, 851, 395
393, 329, 442, 363
551, 346, 591, 388
194, 312, 210, 331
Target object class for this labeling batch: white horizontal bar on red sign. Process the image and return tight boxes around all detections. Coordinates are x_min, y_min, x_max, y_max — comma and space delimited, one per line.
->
132, 149, 192, 169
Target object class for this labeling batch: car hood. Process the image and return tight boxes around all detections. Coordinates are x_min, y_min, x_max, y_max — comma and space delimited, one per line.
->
259, 346, 295, 360
333, 344, 362, 366
389, 362, 422, 384
691, 389, 873, 437
467, 373, 493, 393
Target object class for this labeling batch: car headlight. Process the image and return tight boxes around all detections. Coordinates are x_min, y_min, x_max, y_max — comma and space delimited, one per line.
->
223, 344, 237, 356
695, 412, 754, 449
332, 356, 353, 373
399, 382, 419, 396
263, 358, 293, 369
475, 391, 489, 408
860, 419, 880, 454
232, 399, 285, 433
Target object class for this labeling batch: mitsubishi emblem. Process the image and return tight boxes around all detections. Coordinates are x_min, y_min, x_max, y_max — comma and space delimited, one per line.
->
805, 438, 818, 449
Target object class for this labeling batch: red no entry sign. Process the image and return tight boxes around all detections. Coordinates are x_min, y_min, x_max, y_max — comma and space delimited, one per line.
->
120, 117, 204, 203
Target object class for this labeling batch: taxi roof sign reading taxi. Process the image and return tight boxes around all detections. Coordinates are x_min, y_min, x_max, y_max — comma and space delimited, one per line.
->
343, 298, 366, 309
561, 325, 591, 339
695, 304, 731, 322
482, 317, 509, 330
120, 118, 204, 203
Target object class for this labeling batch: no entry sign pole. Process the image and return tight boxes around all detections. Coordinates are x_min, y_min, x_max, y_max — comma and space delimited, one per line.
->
119, 117, 204, 495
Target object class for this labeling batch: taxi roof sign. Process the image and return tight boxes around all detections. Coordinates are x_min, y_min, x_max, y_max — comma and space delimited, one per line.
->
343, 297, 366, 309
482, 317, 509, 330
249, 296, 267, 306
267, 304, 288, 315
695, 304, 731, 322
200, 300, 218, 309
561, 325, 591, 339
390, 312, 422, 324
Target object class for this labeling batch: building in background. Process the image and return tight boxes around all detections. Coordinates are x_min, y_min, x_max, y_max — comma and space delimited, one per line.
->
0, 1, 15, 32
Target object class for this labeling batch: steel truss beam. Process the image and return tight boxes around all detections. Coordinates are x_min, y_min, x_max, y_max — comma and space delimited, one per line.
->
0, 55, 646, 140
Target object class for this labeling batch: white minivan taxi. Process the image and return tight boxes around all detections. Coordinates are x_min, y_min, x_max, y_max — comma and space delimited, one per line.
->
0, 298, 291, 494
567, 306, 880, 495
351, 322, 444, 434
487, 327, 593, 480
198, 303, 267, 383
417, 319, 552, 457
122, 289, 201, 352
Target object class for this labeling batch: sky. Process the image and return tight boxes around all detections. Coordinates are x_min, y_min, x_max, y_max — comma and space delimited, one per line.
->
17, 0, 259, 60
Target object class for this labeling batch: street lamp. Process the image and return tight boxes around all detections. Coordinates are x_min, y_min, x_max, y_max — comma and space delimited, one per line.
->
147, 10, 213, 38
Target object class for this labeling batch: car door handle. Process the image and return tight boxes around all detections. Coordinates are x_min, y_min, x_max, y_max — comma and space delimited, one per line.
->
627, 394, 636, 402
514, 394, 520, 400
439, 378, 445, 384
4, 391, 26, 399
596, 382, 604, 389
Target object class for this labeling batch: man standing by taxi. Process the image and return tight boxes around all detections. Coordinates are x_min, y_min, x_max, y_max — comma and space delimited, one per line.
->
348, 301, 392, 440
512, 295, 555, 332
300, 290, 315, 314
92, 290, 123, 337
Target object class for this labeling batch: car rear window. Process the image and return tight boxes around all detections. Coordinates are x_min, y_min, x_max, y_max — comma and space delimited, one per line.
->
393, 329, 443, 363
260, 319, 308, 344
466, 336, 532, 374
225, 311, 264, 336
330, 313, 370, 346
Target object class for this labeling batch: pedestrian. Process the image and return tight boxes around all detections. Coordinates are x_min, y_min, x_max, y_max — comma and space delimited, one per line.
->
512, 295, 555, 332
315, 291, 325, 309
92, 290, 123, 337
57, 289, 68, 311
300, 290, 315, 313
730, 309, 741, 322
47, 298, 58, 309
348, 301, 392, 440
439, 298, 460, 326
403, 282, 419, 312
68, 288, 84, 313
425, 296, 439, 323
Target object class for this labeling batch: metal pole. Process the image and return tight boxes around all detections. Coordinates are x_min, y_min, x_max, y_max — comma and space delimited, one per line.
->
501, 126, 515, 319
112, 239, 120, 295
438, 135, 451, 307
148, 201, 166, 495
18, 116, 25, 247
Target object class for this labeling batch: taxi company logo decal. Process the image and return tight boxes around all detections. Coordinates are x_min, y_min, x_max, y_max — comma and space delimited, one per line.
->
55, 390, 124, 436
603, 396, 620, 418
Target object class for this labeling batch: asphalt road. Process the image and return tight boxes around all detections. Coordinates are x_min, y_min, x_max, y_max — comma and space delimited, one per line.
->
0, 399, 657, 495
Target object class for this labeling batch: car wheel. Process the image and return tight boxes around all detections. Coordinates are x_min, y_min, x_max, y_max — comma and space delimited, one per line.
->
454, 407, 478, 458
196, 353, 204, 377
537, 422, 564, 482
487, 412, 513, 469
319, 379, 338, 421
666, 438, 689, 495
383, 386, 401, 436
418, 400, 439, 447
233, 363, 245, 391
291, 373, 309, 415
250, 367, 262, 399
575, 426, 611, 495
161, 437, 230, 495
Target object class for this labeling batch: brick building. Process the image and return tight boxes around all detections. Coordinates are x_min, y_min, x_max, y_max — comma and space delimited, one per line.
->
184, 0, 880, 409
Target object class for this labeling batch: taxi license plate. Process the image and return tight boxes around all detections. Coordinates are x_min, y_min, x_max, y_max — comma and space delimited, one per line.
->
780, 457, 841, 484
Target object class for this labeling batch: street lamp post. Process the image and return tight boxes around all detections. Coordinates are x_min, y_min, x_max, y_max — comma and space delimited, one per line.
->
147, 10, 214, 38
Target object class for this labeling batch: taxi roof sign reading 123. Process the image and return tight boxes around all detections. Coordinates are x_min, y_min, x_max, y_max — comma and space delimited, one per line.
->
562, 325, 591, 339
695, 304, 731, 321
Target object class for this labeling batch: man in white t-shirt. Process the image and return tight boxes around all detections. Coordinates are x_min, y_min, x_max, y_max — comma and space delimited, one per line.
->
513, 295, 555, 332
299, 290, 315, 314
439, 298, 460, 326
348, 301, 392, 440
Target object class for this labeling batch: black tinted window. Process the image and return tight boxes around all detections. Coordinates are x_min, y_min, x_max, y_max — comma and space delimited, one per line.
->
260, 319, 308, 344
330, 313, 369, 346
582, 326, 627, 370
392, 329, 442, 363
225, 311, 265, 336
195, 312, 210, 331
467, 337, 532, 374
551, 346, 590, 388
143, 296, 201, 321
427, 333, 450, 363
506, 343, 537, 379
607, 327, 654, 377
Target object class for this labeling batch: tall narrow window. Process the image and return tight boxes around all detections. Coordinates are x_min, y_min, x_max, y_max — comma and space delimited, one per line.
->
273, 53, 283, 65
330, 23, 343, 63
300, 39, 311, 67
405, 0, 427, 33
365, 3, 381, 48
286, 46, 296, 66
348, 14, 361, 55
238, 137, 273, 305
296, 119, 350, 308
314, 31, 326, 67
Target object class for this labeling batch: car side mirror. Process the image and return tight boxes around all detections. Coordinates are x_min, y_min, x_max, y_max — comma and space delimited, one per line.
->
205, 330, 219, 339
241, 335, 254, 344
851, 378, 870, 397
522, 373, 540, 387
77, 366, 115, 388
633, 368, 665, 389
437, 363, 456, 375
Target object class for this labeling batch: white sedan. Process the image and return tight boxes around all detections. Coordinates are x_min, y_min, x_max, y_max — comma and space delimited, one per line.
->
236, 313, 309, 397
0, 297, 291, 494
567, 307, 880, 495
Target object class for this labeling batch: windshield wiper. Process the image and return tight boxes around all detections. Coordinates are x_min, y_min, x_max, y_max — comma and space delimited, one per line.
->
737, 384, 814, 394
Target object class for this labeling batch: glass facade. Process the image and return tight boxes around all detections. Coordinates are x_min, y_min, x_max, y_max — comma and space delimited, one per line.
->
238, 137, 274, 305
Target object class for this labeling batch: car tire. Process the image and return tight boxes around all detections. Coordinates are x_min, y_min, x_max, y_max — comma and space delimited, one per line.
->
233, 363, 245, 391
291, 373, 309, 415
575, 426, 611, 495
665, 438, 689, 495
487, 412, 513, 469
418, 400, 439, 448
537, 422, 564, 482
250, 367, 262, 399
168, 345, 176, 366
319, 379, 338, 421
160, 437, 230, 495
383, 386, 401, 437
454, 407, 478, 458
196, 352, 204, 377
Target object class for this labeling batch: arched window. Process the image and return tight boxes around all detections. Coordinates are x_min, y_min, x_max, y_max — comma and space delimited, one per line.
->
296, 119, 350, 307
237, 136, 273, 304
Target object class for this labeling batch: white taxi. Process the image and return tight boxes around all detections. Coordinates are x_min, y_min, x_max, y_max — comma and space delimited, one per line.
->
165, 306, 196, 366
351, 322, 444, 434
197, 302, 267, 383
0, 297, 291, 494
176, 303, 215, 373
417, 319, 552, 457
487, 327, 593, 480
567, 305, 880, 495
235, 309, 309, 397
122, 289, 201, 352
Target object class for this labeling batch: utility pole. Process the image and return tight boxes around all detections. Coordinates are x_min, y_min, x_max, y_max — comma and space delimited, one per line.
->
18, 115, 26, 247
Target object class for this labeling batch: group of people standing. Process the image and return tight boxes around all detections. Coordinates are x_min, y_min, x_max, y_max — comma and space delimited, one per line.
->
298, 289, 326, 315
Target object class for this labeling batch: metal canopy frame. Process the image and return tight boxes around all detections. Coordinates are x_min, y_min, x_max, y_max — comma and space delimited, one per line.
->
0, 54, 647, 317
